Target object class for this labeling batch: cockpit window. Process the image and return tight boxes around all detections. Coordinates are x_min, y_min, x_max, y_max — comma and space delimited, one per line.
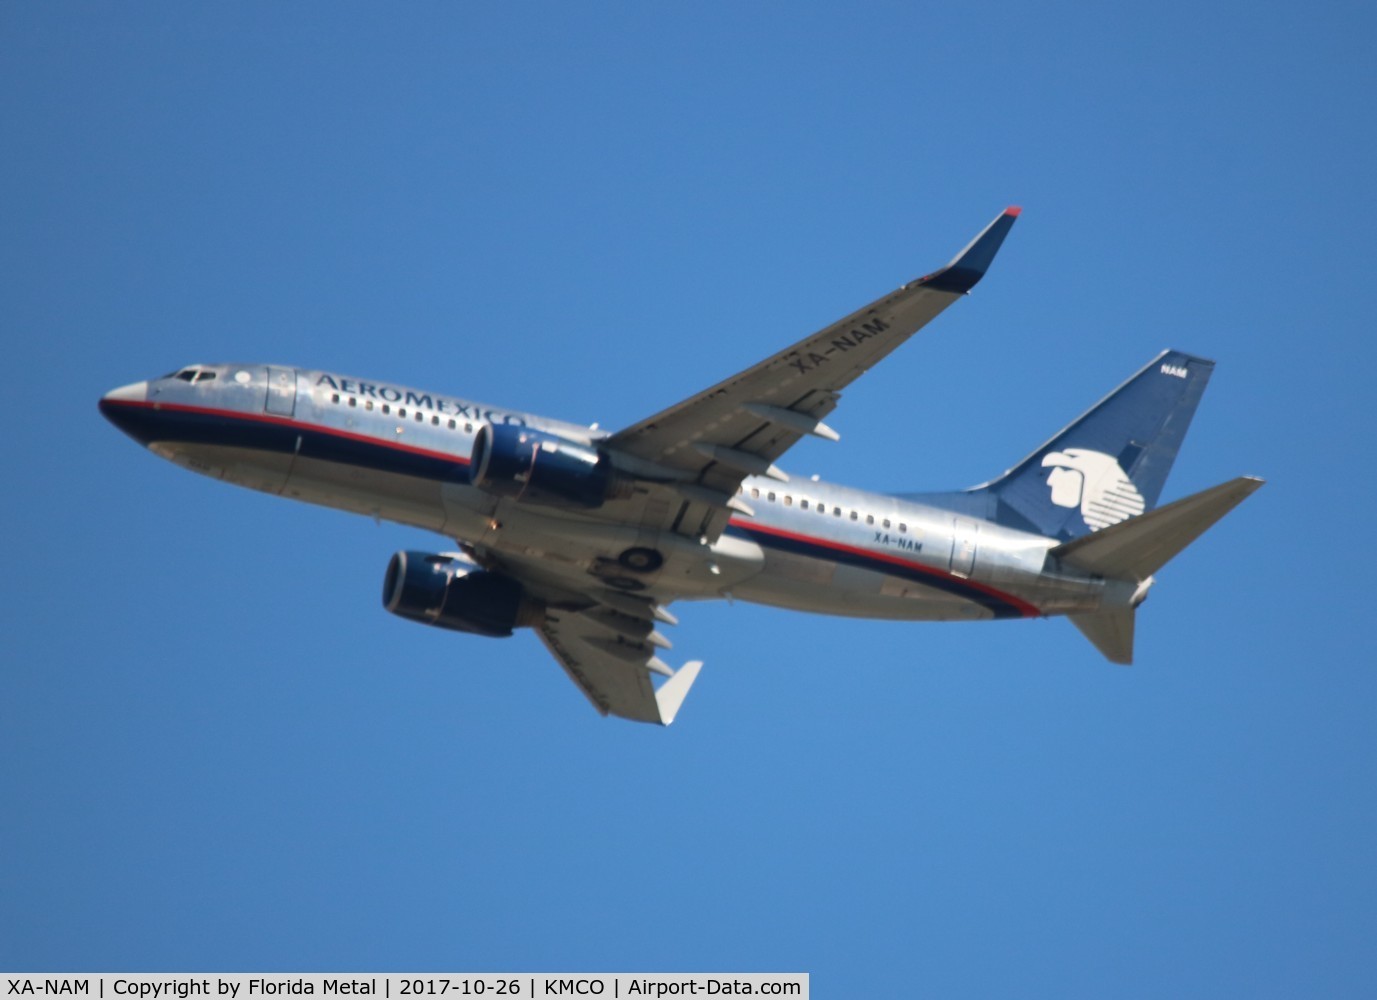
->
172, 368, 217, 383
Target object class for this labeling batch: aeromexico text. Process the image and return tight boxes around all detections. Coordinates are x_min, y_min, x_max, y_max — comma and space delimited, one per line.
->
315, 375, 526, 426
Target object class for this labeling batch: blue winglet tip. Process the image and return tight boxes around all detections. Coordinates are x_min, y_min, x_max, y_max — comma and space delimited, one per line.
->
920, 206, 1021, 294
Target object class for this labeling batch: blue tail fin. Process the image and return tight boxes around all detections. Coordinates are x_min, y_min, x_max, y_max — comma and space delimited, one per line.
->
975, 350, 1214, 541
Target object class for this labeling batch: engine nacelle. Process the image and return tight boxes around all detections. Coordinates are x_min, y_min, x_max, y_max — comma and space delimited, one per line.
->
469, 424, 617, 508
382, 550, 540, 637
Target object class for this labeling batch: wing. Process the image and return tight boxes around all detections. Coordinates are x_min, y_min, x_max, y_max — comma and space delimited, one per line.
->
464, 546, 702, 725
460, 209, 1020, 722
604, 207, 1020, 540
539, 605, 701, 725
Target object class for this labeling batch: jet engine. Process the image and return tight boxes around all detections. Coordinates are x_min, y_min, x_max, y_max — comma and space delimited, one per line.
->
469, 424, 621, 508
382, 550, 541, 637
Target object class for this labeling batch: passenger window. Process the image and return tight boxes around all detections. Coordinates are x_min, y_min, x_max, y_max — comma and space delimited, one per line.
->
750, 488, 760, 499
398, 408, 406, 418
883, 519, 891, 529
899, 523, 907, 533
850, 511, 858, 520
348, 397, 357, 407
465, 422, 473, 432
448, 419, 456, 429
784, 496, 793, 506
818, 505, 826, 514
834, 508, 842, 517
866, 515, 874, 525
331, 393, 340, 403
382, 404, 390, 415
767, 492, 776, 502
801, 500, 809, 510
365, 400, 373, 411
415, 412, 423, 422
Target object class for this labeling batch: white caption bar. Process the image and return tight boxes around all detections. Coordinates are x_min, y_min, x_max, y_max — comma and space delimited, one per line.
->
3, 976, 807, 1000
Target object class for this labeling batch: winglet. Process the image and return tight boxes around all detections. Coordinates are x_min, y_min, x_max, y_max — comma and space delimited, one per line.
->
916, 206, 1021, 294
655, 660, 703, 726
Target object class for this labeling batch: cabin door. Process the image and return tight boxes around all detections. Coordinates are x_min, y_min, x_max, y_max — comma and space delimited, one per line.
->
951, 518, 979, 578
265, 366, 296, 417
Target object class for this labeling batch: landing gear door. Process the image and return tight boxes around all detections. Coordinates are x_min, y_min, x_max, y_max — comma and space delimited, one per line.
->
951, 518, 978, 578
265, 366, 296, 417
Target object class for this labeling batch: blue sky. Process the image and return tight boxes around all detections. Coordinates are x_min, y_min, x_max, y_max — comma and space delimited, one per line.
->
3, 2, 1373, 994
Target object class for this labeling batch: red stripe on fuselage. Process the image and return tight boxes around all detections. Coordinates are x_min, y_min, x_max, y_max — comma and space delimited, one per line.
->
102, 398, 472, 466
730, 516, 1042, 618
109, 399, 1037, 616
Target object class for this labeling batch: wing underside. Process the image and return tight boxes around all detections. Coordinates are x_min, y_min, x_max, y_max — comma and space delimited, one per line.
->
466, 546, 701, 725
538, 607, 701, 725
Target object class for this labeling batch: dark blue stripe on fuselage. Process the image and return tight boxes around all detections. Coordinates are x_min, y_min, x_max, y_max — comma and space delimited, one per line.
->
106, 400, 1033, 618
726, 522, 1031, 620
102, 401, 470, 483
301, 422, 468, 482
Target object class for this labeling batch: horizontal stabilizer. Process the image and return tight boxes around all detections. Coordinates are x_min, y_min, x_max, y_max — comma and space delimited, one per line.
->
1052, 476, 1264, 582
1069, 608, 1136, 665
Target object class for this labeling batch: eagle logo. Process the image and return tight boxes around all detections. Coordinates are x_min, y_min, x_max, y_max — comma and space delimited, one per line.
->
1042, 448, 1145, 530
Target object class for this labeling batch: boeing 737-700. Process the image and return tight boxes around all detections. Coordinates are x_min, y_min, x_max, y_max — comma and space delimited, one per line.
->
100, 208, 1262, 724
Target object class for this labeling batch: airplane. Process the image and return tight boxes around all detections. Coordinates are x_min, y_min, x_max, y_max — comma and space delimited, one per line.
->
100, 207, 1262, 725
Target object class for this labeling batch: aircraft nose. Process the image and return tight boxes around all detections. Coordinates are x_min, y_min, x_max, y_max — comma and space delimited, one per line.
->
102, 380, 148, 405
99, 380, 150, 440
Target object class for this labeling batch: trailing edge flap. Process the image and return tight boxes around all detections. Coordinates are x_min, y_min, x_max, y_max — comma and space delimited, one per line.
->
1069, 608, 1136, 665
1051, 476, 1263, 581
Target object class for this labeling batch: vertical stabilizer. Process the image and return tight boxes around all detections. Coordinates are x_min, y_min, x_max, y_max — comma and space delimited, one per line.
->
977, 351, 1214, 540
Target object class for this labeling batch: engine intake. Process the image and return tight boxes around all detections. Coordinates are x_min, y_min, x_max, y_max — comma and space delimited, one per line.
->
382, 550, 540, 637
469, 424, 617, 508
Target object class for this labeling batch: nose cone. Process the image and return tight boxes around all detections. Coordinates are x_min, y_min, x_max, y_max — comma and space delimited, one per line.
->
99, 380, 151, 441
103, 380, 148, 404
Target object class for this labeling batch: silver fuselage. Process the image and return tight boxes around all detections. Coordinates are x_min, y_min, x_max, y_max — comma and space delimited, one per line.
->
101, 364, 1122, 625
